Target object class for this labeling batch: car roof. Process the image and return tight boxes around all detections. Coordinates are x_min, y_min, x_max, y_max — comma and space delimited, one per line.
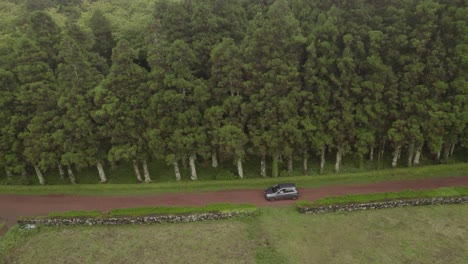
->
277, 183, 296, 188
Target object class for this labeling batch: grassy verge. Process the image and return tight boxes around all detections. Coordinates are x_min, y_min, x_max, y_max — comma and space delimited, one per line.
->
0, 163, 466, 196
47, 210, 102, 218
109, 203, 256, 217
3, 204, 467, 263
30, 203, 256, 219
297, 186, 468, 208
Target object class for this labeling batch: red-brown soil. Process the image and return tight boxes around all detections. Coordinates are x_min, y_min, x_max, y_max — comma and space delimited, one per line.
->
1, 176, 467, 231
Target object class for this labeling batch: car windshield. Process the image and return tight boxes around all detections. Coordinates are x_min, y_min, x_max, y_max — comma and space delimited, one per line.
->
272, 185, 280, 192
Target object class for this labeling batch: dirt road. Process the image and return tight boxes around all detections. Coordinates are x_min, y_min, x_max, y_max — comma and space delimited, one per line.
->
1, 176, 467, 230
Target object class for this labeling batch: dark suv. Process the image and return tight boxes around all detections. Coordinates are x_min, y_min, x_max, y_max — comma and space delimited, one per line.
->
264, 183, 299, 201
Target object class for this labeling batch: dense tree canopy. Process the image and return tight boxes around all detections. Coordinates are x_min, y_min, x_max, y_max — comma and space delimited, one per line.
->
0, 0, 466, 184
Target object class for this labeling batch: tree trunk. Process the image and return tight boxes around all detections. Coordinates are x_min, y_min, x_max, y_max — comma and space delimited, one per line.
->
142, 160, 152, 183
67, 165, 76, 184
436, 150, 441, 160
413, 143, 423, 166
407, 140, 415, 167
211, 151, 218, 168
189, 154, 197, 180
34, 165, 45, 185
392, 145, 401, 168
335, 150, 341, 173
5, 168, 12, 179
377, 148, 382, 169
21, 169, 28, 182
450, 143, 455, 156
320, 147, 325, 175
96, 161, 107, 183
237, 158, 244, 179
173, 160, 181, 181
288, 154, 293, 176
369, 147, 374, 161
443, 144, 450, 161
133, 160, 143, 183
359, 154, 364, 170
58, 163, 65, 180
378, 139, 386, 170
413, 149, 421, 166
272, 153, 279, 178
303, 151, 308, 175
260, 155, 266, 177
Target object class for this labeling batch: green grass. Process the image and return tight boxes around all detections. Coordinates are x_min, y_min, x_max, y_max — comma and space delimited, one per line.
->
1, 221, 257, 264
0, 163, 466, 196
297, 186, 468, 207
27, 204, 256, 219
256, 204, 468, 263
2, 204, 467, 263
47, 210, 103, 218
109, 203, 256, 217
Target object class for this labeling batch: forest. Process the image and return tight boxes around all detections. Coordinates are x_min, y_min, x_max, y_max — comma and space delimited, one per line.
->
0, 0, 466, 184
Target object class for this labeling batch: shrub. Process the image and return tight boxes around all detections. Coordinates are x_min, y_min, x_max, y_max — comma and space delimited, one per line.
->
215, 169, 238, 180
295, 200, 313, 209
279, 170, 293, 177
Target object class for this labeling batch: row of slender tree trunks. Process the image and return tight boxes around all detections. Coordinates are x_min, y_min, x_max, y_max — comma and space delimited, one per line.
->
8, 142, 459, 185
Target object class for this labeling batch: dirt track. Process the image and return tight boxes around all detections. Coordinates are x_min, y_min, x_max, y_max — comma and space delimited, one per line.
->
1, 176, 467, 230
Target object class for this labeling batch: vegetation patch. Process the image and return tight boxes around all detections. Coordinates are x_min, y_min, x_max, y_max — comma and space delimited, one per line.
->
47, 210, 103, 218
0, 225, 43, 261
259, 205, 468, 263
1, 221, 256, 263
108, 203, 256, 217
3, 205, 468, 263
307, 187, 468, 207
297, 187, 468, 214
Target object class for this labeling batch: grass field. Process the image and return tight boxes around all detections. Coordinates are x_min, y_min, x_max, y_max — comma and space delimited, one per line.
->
2, 204, 467, 263
257, 205, 468, 263
0, 163, 467, 195
1, 221, 257, 264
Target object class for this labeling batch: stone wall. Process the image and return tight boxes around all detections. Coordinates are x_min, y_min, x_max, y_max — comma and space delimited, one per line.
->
298, 196, 468, 214
18, 211, 255, 227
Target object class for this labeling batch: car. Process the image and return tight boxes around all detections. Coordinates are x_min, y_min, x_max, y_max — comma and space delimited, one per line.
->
264, 183, 299, 201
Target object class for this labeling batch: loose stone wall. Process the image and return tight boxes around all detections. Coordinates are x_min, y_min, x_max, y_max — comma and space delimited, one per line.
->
298, 196, 468, 214
18, 211, 255, 227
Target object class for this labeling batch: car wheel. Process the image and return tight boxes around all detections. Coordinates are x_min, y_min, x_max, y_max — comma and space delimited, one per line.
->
292, 196, 298, 200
